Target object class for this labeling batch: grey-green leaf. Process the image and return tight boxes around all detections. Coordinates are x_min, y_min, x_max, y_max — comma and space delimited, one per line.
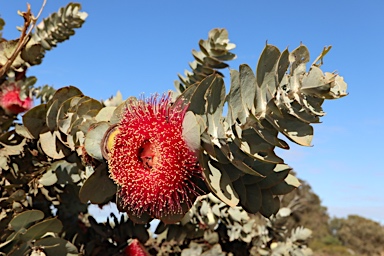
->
79, 163, 116, 204
21, 218, 63, 241
9, 210, 44, 232
84, 121, 110, 161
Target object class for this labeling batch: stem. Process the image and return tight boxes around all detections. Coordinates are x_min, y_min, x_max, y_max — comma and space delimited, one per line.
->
0, 0, 47, 78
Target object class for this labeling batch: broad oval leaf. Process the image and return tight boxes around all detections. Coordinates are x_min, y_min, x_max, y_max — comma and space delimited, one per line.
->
239, 64, 256, 112
79, 163, 116, 204
256, 44, 280, 97
21, 218, 63, 241
205, 76, 226, 143
84, 121, 110, 161
244, 183, 262, 214
270, 180, 297, 195
95, 106, 116, 122
9, 210, 44, 232
39, 131, 67, 159
258, 164, 291, 189
259, 189, 280, 218
22, 104, 48, 139
38, 169, 58, 186
201, 156, 239, 207
187, 75, 217, 115
266, 110, 314, 147
226, 69, 248, 126
289, 45, 310, 74
47, 86, 83, 109
56, 96, 82, 134
182, 111, 202, 152
46, 99, 60, 131
75, 98, 103, 118
276, 48, 290, 84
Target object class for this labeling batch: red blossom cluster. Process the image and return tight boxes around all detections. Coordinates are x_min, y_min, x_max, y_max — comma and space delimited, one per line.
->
0, 83, 32, 115
108, 95, 203, 223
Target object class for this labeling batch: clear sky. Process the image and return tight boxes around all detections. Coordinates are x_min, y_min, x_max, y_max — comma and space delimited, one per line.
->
2, 1, 384, 223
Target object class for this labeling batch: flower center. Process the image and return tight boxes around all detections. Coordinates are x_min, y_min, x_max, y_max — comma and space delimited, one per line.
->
139, 141, 158, 170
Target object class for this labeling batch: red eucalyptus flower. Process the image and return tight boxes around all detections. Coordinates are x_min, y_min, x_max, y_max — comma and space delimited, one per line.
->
108, 95, 203, 222
124, 239, 149, 256
0, 83, 33, 115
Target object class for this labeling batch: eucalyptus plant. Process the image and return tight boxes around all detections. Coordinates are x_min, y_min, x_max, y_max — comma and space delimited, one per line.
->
0, 3, 347, 256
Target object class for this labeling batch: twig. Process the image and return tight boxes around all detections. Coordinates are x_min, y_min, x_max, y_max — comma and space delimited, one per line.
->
0, 0, 47, 78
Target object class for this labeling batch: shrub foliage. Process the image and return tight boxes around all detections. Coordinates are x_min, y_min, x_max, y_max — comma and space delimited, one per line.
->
0, 3, 354, 256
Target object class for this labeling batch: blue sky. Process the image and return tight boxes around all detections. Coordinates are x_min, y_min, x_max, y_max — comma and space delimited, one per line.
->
2, 1, 384, 223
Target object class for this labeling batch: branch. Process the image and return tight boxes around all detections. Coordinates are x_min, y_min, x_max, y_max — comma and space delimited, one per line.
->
0, 0, 46, 78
